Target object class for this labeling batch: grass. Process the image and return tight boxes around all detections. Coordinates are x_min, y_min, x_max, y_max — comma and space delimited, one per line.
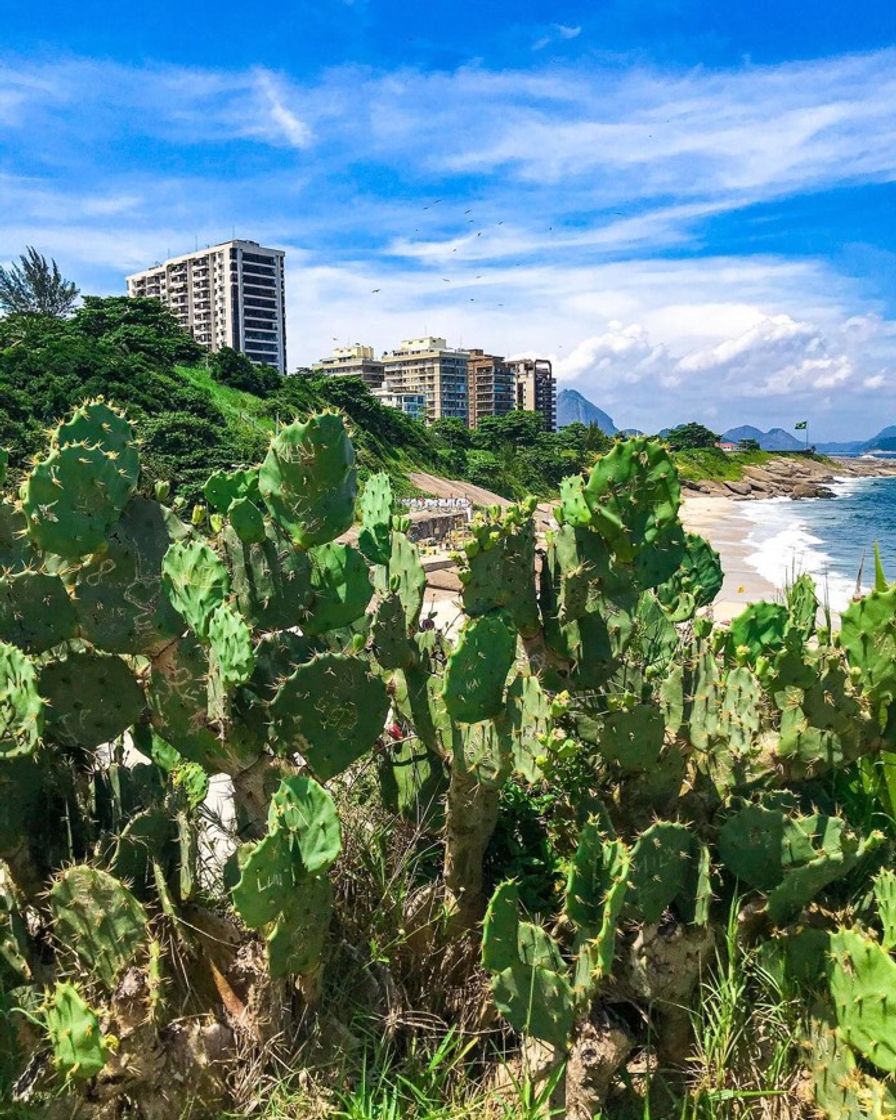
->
673, 446, 839, 485
672, 447, 772, 484
681, 901, 805, 1120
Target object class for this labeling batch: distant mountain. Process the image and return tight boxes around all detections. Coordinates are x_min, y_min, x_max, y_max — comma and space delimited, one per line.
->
722, 425, 804, 451
816, 426, 896, 454
557, 388, 617, 434
862, 425, 896, 451
620, 428, 644, 437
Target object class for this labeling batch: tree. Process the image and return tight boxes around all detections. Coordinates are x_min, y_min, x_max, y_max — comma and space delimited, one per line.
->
430, 417, 472, 452
664, 422, 719, 451
74, 296, 204, 365
473, 411, 546, 452
738, 438, 761, 452
209, 346, 281, 396
0, 247, 79, 317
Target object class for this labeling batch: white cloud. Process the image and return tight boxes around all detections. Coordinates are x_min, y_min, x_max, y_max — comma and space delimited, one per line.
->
533, 24, 582, 50
251, 69, 313, 148
1, 49, 895, 438
674, 314, 854, 395
557, 322, 669, 386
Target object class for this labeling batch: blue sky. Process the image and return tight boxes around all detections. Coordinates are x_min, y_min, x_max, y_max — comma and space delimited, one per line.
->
2, 1, 895, 438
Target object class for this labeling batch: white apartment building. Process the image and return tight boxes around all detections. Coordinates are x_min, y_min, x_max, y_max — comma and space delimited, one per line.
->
313, 344, 385, 387
381, 337, 468, 423
371, 386, 426, 422
126, 239, 287, 373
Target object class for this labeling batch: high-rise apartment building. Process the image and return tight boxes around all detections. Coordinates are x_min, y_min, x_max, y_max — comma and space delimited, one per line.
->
126, 240, 286, 373
371, 386, 427, 422
466, 350, 515, 428
509, 358, 557, 431
381, 337, 468, 423
313, 344, 384, 387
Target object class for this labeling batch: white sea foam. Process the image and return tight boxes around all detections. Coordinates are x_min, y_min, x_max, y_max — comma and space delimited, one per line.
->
740, 497, 857, 613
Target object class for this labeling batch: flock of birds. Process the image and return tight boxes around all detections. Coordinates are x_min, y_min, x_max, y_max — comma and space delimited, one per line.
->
365, 197, 549, 310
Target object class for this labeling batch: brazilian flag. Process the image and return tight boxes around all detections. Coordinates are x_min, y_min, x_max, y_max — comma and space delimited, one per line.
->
794, 420, 808, 430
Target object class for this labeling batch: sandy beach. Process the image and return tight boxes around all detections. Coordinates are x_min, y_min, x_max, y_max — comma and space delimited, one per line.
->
680, 495, 778, 622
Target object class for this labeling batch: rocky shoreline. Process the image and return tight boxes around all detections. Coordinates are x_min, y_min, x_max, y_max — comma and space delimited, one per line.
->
682, 456, 896, 501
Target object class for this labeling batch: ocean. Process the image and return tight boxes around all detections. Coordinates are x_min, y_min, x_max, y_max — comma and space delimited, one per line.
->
741, 474, 896, 612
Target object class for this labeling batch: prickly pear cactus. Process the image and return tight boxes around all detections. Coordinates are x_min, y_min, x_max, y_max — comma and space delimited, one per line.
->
627, 821, 694, 924
23, 399, 139, 559
656, 532, 722, 622
45, 981, 108, 1081
0, 641, 43, 758
271, 652, 389, 780
566, 823, 631, 987
829, 929, 896, 1072
482, 881, 574, 1049
304, 542, 372, 635
357, 472, 394, 565
0, 570, 77, 652
231, 775, 341, 978
75, 497, 187, 655
458, 499, 539, 636
39, 652, 144, 749
443, 612, 516, 723
581, 437, 681, 573
50, 866, 148, 991
259, 412, 356, 549
718, 801, 883, 924
162, 538, 230, 639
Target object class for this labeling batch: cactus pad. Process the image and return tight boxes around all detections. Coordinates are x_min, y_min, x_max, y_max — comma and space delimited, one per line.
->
271, 653, 388, 780
443, 613, 516, 724
45, 981, 108, 1081
830, 929, 896, 1073
204, 466, 259, 514
656, 532, 722, 621
482, 881, 575, 1049
147, 634, 224, 771
50, 866, 148, 990
232, 776, 340, 977
0, 570, 77, 652
24, 401, 139, 559
222, 519, 312, 631
460, 501, 539, 636
0, 640, 43, 758
628, 821, 693, 923
357, 472, 394, 564
75, 497, 186, 655
40, 652, 144, 749
162, 538, 230, 640
259, 412, 356, 548
304, 542, 372, 636
228, 496, 267, 545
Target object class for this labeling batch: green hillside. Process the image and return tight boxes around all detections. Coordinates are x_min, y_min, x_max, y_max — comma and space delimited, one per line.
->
0, 297, 607, 503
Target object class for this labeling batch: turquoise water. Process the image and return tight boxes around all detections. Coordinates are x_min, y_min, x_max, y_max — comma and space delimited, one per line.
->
739, 474, 896, 610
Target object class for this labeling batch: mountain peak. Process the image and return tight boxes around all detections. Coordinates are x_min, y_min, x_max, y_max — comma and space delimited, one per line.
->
722, 425, 803, 451
557, 388, 617, 434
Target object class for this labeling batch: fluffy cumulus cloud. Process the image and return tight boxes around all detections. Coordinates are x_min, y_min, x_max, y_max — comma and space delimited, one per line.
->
557, 322, 670, 386
674, 315, 853, 395
552, 310, 895, 432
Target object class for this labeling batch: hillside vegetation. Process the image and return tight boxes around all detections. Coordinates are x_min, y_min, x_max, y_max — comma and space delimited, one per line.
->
0, 299, 608, 506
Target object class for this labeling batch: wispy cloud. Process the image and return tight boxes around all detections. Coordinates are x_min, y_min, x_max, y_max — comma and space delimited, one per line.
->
0, 47, 894, 436
533, 24, 582, 51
